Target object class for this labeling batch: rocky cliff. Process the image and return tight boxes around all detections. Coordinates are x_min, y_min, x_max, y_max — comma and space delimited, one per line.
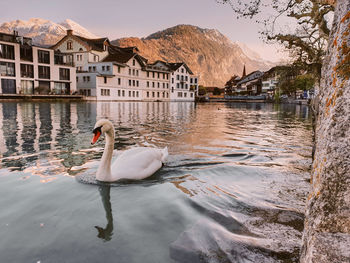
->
300, 0, 350, 262
113, 25, 274, 86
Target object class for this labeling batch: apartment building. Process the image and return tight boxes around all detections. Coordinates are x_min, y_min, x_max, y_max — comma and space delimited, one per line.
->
0, 32, 76, 95
52, 30, 197, 101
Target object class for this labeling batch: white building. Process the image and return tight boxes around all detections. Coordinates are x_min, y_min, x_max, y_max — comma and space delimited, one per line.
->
52, 30, 197, 101
0, 32, 76, 95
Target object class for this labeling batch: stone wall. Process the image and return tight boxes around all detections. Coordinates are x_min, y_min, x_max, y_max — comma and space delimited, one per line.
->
300, 0, 350, 262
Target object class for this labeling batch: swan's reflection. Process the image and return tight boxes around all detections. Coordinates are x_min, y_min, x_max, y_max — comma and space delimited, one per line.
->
95, 185, 114, 241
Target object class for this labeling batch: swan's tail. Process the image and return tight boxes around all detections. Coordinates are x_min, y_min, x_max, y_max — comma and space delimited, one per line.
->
161, 147, 168, 163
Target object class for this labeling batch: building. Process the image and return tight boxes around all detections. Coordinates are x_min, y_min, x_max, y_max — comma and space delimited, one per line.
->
262, 67, 279, 96
0, 32, 76, 95
51, 30, 197, 101
236, 70, 263, 95
168, 62, 196, 101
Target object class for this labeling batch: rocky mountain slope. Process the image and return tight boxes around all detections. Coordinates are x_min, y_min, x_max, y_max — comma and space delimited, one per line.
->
113, 25, 274, 86
0, 18, 97, 46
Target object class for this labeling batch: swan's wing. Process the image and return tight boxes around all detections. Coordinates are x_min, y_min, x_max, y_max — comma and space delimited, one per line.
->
111, 148, 163, 180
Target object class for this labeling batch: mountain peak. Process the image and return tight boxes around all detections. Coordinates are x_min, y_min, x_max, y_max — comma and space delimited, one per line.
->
0, 18, 98, 45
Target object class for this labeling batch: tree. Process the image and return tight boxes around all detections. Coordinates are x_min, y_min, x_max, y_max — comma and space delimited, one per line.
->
198, 85, 207, 96
213, 87, 222, 95
218, 0, 334, 80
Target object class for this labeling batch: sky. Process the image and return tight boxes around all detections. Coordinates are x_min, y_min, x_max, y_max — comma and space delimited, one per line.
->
0, 0, 289, 62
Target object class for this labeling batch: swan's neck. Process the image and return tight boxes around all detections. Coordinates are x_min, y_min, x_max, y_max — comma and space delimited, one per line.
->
96, 128, 115, 182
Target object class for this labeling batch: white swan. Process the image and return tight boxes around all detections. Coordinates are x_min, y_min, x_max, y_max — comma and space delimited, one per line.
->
91, 119, 168, 182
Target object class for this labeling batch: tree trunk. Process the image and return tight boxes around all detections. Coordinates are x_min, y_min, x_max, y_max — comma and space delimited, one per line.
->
300, 0, 350, 262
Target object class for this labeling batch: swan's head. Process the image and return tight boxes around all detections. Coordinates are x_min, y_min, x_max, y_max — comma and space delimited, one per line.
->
91, 119, 114, 145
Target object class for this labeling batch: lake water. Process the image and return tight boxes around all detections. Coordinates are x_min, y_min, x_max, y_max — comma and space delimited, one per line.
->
0, 101, 312, 263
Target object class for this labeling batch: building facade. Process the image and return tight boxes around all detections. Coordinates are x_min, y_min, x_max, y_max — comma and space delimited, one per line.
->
0, 32, 76, 95
52, 30, 197, 101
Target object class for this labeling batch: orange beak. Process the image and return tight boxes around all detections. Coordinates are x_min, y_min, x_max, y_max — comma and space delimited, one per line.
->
91, 130, 101, 145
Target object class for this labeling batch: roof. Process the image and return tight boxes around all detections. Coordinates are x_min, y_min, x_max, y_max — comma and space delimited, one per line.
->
74, 36, 109, 52
102, 45, 147, 66
167, 62, 193, 74
237, 70, 263, 85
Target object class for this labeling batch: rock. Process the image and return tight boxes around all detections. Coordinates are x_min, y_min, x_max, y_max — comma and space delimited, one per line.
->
300, 0, 350, 262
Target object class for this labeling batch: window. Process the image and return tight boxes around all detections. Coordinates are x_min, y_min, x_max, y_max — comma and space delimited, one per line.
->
132, 91, 135, 97
136, 91, 139, 97
178, 92, 183, 97
163, 92, 165, 98
102, 66, 105, 71
67, 41, 73, 50
38, 50, 50, 64
133, 59, 135, 66
104, 77, 107, 84
101, 89, 110, 96
59, 68, 70, 80
177, 75, 179, 80
87, 76, 90, 82
167, 83, 169, 89
94, 55, 98, 62
190, 93, 193, 97
118, 78, 121, 85
172, 78, 174, 83
1, 79, 16, 94
147, 91, 149, 97
147, 72, 149, 78
0, 62, 16, 76
163, 73, 165, 79
133, 69, 135, 75
38, 66, 50, 79
0, 44, 15, 60
83, 76, 86, 82
181, 68, 184, 73
177, 83, 179, 89
129, 91, 131, 97
93, 66, 96, 71
133, 80, 135, 86
122, 90, 125, 96
118, 66, 121, 73
106, 66, 110, 71
163, 83, 165, 89
129, 80, 131, 86
89, 66, 92, 72
157, 92, 160, 97
20, 46, 33, 62
157, 82, 160, 88
185, 76, 188, 81
20, 64, 33, 78
76, 76, 78, 82
157, 73, 160, 78
152, 82, 155, 88
152, 72, 155, 78
166, 92, 169, 98
136, 80, 139, 87
118, 90, 121, 96
147, 81, 149, 87
129, 69, 131, 75
136, 70, 139, 76
152, 91, 155, 97
184, 92, 187, 97
21, 80, 34, 94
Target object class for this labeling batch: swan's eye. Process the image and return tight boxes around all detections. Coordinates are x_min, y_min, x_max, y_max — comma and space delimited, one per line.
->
93, 126, 102, 134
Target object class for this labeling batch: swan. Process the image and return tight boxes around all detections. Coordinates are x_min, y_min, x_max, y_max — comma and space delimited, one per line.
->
91, 119, 168, 182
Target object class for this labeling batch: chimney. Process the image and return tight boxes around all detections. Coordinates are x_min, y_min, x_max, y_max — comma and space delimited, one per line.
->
67, 29, 73, 36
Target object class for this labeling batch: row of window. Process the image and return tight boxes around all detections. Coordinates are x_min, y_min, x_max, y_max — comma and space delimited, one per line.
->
129, 68, 139, 76
177, 92, 193, 98
146, 81, 169, 89
146, 71, 169, 80
146, 91, 169, 98
0, 61, 69, 80
0, 43, 51, 64
101, 89, 140, 98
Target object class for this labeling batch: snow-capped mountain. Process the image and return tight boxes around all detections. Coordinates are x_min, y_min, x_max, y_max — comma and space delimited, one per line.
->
0, 18, 98, 46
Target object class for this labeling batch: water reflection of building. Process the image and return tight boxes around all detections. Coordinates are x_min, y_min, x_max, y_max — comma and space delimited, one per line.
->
0, 102, 84, 173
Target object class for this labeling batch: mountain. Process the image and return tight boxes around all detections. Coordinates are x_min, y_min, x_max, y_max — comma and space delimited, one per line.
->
0, 18, 97, 46
113, 25, 275, 86
0, 19, 274, 86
